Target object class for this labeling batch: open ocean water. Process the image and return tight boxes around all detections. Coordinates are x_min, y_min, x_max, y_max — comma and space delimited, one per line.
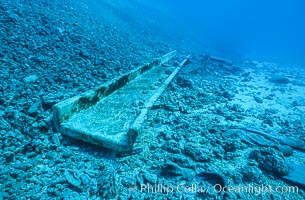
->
1, 0, 305, 199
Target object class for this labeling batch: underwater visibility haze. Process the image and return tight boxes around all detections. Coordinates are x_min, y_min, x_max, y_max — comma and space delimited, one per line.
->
144, 0, 305, 64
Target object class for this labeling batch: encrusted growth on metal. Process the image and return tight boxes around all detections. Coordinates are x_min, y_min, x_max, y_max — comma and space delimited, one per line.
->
53, 51, 190, 152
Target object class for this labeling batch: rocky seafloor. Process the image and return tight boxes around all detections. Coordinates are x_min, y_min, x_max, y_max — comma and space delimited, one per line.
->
1, 0, 305, 199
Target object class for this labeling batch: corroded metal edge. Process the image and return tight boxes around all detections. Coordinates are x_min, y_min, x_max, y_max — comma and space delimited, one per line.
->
128, 55, 191, 137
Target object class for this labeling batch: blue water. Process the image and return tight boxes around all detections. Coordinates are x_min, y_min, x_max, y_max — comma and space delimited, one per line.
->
143, 0, 305, 64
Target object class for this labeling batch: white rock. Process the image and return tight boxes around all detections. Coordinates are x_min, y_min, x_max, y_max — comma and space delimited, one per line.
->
23, 75, 38, 83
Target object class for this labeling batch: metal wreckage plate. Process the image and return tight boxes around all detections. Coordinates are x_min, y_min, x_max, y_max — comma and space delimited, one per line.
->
53, 51, 190, 152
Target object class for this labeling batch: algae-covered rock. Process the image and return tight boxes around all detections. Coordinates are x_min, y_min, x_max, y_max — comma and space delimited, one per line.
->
64, 170, 81, 188
249, 148, 290, 176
